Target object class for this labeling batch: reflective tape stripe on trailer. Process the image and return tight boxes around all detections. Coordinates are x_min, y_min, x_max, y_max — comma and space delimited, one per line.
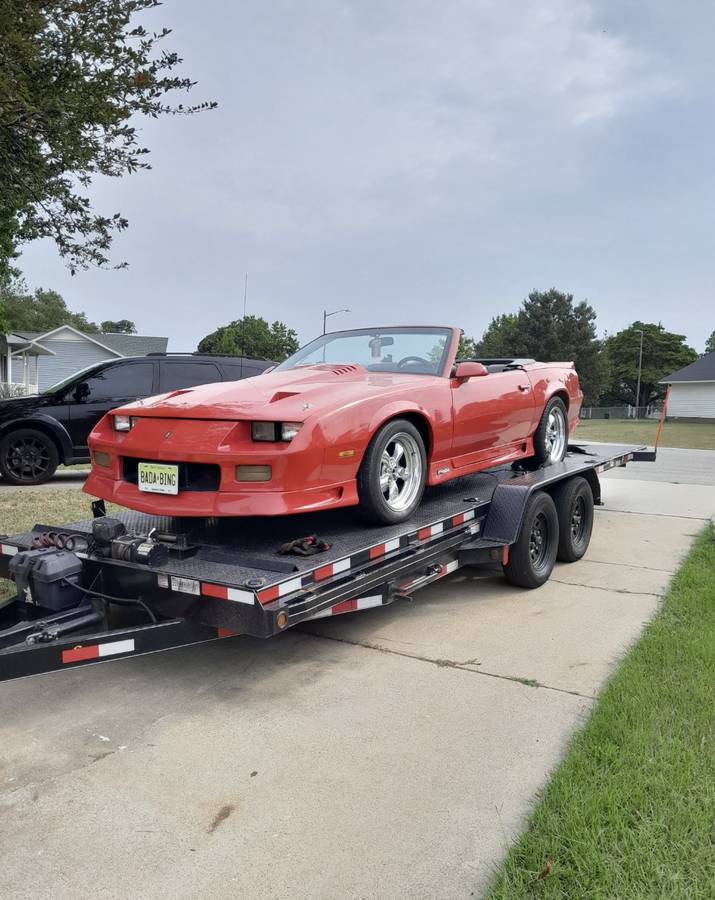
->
162, 504, 482, 609
201, 583, 255, 605
595, 452, 633, 474
62, 639, 135, 664
305, 595, 383, 621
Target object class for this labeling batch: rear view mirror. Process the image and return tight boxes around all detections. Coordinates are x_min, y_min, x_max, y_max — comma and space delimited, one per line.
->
453, 361, 488, 379
368, 336, 395, 358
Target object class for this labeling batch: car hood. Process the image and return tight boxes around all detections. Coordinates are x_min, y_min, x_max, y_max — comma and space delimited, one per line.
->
0, 393, 55, 420
122, 365, 440, 421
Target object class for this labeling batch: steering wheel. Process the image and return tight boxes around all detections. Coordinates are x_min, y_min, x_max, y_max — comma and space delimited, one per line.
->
396, 355, 431, 369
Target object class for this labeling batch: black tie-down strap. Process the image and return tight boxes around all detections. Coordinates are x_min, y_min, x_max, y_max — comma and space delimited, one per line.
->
278, 534, 332, 556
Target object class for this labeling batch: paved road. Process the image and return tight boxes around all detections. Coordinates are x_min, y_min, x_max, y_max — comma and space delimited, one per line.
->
0, 469, 88, 492
595, 444, 715, 485
1, 453, 714, 899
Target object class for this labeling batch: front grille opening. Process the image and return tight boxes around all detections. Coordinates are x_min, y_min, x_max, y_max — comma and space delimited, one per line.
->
122, 457, 221, 492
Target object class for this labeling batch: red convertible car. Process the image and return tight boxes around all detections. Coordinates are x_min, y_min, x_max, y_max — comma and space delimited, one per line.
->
84, 326, 582, 524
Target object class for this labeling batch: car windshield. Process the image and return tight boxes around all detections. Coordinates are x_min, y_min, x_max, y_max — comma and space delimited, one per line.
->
275, 327, 453, 376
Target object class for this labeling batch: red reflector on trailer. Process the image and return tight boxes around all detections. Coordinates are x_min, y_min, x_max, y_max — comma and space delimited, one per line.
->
62, 645, 99, 664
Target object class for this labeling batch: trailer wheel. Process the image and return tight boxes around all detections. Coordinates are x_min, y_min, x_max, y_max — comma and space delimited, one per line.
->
551, 476, 594, 562
503, 491, 559, 588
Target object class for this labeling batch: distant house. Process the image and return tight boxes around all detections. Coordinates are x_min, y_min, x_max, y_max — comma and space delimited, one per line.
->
660, 351, 715, 420
0, 325, 168, 395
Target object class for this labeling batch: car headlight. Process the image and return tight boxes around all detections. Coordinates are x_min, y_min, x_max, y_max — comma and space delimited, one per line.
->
280, 422, 303, 441
114, 415, 132, 432
251, 421, 303, 442
113, 415, 140, 432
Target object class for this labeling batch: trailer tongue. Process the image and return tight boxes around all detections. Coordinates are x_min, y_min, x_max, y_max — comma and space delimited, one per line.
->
0, 443, 651, 682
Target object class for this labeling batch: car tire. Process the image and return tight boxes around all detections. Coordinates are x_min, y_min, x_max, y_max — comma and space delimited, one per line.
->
357, 419, 427, 525
503, 491, 559, 588
530, 396, 568, 467
551, 476, 594, 562
0, 428, 59, 486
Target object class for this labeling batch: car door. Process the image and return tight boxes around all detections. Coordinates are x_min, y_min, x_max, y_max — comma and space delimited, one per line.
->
67, 361, 156, 453
450, 368, 536, 470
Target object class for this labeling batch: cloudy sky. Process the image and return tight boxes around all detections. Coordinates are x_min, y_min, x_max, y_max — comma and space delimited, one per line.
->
20, 0, 714, 350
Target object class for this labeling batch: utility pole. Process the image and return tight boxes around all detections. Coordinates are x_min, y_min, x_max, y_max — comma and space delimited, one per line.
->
635, 328, 644, 417
322, 308, 350, 334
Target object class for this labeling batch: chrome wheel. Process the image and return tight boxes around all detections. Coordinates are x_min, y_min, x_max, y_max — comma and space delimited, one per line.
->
379, 431, 423, 513
545, 406, 567, 462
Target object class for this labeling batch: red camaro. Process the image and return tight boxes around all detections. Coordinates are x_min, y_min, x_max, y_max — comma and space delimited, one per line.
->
84, 326, 582, 524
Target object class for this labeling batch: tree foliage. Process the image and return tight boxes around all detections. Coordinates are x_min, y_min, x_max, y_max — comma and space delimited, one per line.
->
101, 318, 136, 333
705, 331, 715, 355
197, 316, 300, 363
0, 0, 216, 277
603, 323, 697, 407
0, 276, 99, 332
467, 289, 606, 404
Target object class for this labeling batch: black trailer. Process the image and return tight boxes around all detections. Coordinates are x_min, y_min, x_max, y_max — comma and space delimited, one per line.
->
0, 443, 652, 682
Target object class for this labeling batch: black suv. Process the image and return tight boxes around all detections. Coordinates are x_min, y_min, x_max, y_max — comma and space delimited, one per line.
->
0, 354, 273, 485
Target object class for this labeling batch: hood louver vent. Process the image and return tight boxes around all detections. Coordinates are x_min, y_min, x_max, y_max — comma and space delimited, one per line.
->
314, 364, 361, 376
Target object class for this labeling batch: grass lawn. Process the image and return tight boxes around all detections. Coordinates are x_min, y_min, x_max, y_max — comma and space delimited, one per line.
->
488, 526, 715, 899
0, 488, 120, 600
575, 419, 715, 450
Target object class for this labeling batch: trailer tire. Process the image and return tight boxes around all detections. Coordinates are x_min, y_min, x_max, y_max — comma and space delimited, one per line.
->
503, 491, 559, 588
551, 476, 594, 562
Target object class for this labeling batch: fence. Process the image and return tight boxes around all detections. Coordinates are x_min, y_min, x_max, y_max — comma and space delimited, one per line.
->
579, 405, 662, 420
0, 382, 39, 399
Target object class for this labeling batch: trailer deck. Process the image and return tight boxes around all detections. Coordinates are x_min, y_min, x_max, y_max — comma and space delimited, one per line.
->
0, 443, 648, 681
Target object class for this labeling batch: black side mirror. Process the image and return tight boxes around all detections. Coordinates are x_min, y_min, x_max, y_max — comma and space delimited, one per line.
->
74, 382, 90, 402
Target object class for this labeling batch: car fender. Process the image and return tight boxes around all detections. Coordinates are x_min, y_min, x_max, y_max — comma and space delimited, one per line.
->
0, 413, 73, 463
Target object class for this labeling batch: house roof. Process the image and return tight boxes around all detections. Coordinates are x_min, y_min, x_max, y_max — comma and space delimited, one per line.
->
660, 350, 715, 384
12, 328, 168, 357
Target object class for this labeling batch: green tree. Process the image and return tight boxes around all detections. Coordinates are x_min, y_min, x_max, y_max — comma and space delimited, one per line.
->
705, 331, 715, 354
0, 0, 216, 277
604, 322, 697, 408
101, 319, 136, 334
473, 290, 606, 404
0, 276, 99, 332
197, 316, 299, 362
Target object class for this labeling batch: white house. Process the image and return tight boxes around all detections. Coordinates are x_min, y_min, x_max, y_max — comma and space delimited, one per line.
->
660, 351, 715, 420
0, 325, 168, 395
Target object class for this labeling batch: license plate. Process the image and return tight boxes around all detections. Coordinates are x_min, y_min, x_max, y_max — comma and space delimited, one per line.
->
137, 462, 179, 495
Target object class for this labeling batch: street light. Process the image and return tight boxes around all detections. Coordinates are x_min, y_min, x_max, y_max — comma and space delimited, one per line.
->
323, 308, 350, 334
635, 328, 644, 417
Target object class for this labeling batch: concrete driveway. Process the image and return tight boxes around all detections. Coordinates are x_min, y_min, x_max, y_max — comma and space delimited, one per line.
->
2, 450, 714, 899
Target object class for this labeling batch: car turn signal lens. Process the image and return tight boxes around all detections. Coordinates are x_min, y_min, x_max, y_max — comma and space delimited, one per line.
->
94, 451, 111, 467
280, 422, 303, 441
113, 415, 132, 432
236, 465, 272, 482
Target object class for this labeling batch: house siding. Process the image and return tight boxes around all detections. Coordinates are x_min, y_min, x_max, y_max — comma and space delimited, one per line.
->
667, 383, 715, 419
12, 339, 115, 392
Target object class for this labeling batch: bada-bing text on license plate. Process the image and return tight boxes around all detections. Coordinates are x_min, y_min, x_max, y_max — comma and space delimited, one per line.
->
137, 462, 179, 495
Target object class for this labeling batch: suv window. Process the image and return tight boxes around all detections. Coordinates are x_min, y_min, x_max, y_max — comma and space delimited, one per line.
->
220, 362, 264, 381
160, 362, 222, 392
79, 362, 154, 401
